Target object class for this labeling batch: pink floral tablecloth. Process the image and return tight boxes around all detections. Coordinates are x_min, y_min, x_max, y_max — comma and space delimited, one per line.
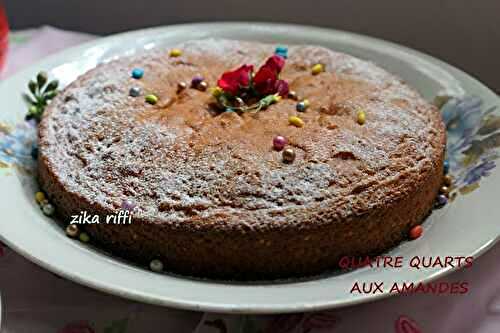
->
1, 26, 500, 333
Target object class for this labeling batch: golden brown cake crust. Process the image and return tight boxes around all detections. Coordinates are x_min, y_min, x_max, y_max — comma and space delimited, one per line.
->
38, 39, 446, 279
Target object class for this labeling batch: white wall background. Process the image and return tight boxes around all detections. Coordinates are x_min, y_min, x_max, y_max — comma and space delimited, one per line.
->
5, 0, 500, 92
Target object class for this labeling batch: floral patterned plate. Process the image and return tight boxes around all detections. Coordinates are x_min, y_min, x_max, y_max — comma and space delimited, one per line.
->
0, 23, 499, 314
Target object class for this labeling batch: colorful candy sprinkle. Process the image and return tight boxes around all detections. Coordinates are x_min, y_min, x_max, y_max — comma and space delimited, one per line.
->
409, 225, 423, 240
177, 82, 187, 93
197, 81, 208, 91
79, 232, 90, 243
121, 200, 136, 212
145, 94, 158, 105
357, 110, 366, 125
437, 194, 448, 206
311, 63, 324, 75
129, 87, 141, 97
150, 259, 164, 272
42, 203, 55, 216
289, 116, 304, 127
66, 224, 79, 238
131, 68, 144, 79
296, 99, 310, 112
273, 136, 287, 151
443, 174, 453, 186
275, 46, 288, 58
210, 86, 223, 97
282, 148, 296, 163
191, 75, 204, 87
169, 48, 182, 57
443, 160, 450, 174
35, 191, 46, 204
440, 186, 450, 195
288, 90, 298, 100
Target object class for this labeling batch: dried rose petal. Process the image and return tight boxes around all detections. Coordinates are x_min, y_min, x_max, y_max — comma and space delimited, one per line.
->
217, 64, 253, 95
264, 54, 286, 73
275, 79, 289, 97
253, 66, 277, 95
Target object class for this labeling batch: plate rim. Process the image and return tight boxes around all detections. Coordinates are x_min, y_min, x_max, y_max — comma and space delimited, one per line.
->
0, 21, 499, 314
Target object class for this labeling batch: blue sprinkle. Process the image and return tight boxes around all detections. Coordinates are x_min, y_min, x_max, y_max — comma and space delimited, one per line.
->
443, 160, 450, 174
225, 107, 235, 113
275, 46, 288, 53
296, 102, 306, 112
131, 68, 144, 79
275, 46, 288, 59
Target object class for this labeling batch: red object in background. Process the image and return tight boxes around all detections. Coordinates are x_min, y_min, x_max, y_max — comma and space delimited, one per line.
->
0, 3, 9, 71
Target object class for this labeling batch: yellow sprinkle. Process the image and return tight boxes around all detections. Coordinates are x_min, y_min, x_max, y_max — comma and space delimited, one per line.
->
169, 48, 182, 57
357, 110, 366, 125
35, 191, 46, 204
311, 63, 324, 75
302, 99, 310, 108
289, 116, 305, 127
272, 95, 282, 103
210, 87, 223, 97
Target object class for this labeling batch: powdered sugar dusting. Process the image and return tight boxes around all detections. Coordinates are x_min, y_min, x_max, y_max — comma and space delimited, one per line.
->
39, 39, 444, 228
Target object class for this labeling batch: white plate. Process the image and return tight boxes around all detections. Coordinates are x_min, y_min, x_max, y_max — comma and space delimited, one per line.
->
0, 23, 499, 314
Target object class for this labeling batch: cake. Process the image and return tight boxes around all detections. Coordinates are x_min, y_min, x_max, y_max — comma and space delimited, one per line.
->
38, 39, 446, 280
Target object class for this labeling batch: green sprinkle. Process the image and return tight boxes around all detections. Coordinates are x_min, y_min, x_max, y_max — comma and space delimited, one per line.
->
79, 232, 90, 243
145, 94, 158, 105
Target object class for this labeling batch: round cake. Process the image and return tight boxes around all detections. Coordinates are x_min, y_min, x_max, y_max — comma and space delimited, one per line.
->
38, 39, 446, 280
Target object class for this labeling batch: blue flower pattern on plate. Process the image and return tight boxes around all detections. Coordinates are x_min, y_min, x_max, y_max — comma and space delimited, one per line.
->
440, 95, 500, 195
0, 119, 37, 172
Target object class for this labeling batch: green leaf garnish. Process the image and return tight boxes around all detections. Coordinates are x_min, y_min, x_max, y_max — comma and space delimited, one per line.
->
23, 71, 59, 122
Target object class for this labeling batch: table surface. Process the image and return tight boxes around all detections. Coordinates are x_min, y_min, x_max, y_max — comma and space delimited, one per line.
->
0, 26, 499, 333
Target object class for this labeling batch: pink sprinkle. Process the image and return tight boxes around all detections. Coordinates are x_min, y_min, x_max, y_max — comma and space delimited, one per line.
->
273, 136, 287, 151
